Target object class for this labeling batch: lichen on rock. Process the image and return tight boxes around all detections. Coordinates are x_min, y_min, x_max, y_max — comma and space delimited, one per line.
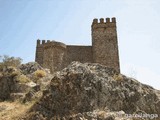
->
24, 62, 160, 120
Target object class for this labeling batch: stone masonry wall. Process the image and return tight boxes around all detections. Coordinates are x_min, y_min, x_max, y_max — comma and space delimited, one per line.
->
35, 17, 120, 73
92, 18, 120, 73
43, 41, 66, 73
62, 46, 93, 68
35, 40, 44, 66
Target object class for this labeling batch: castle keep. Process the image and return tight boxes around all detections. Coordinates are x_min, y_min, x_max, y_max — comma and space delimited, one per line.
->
35, 17, 120, 73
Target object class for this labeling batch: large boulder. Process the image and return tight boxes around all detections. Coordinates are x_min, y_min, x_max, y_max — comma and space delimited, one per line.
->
19, 62, 52, 86
0, 67, 19, 101
0, 66, 41, 101
19, 62, 44, 75
0, 75, 15, 101
24, 62, 160, 120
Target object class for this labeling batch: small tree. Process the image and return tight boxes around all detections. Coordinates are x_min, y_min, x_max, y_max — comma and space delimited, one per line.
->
0, 55, 23, 71
2, 55, 22, 67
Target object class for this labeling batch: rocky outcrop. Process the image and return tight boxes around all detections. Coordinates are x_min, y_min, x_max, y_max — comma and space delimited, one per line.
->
19, 62, 45, 75
0, 62, 50, 102
0, 67, 19, 101
0, 75, 15, 101
25, 62, 160, 120
19, 62, 52, 87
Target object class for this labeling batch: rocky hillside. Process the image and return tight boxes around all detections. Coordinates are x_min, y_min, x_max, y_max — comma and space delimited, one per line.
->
0, 62, 52, 102
23, 62, 160, 120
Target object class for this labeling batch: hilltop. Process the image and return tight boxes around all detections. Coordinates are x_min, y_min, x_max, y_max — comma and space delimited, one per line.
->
0, 60, 159, 120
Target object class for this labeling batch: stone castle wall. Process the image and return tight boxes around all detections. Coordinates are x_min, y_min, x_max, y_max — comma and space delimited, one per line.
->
42, 41, 66, 73
92, 18, 120, 73
35, 17, 120, 73
63, 45, 93, 67
35, 40, 44, 66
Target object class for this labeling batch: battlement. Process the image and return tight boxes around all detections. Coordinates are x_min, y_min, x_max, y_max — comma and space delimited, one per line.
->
92, 17, 116, 28
35, 17, 120, 73
37, 39, 46, 45
36, 39, 66, 49
92, 17, 116, 24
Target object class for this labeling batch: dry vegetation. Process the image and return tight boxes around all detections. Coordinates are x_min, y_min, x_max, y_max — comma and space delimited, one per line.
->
0, 56, 44, 120
0, 55, 22, 71
113, 74, 124, 81
16, 74, 31, 83
33, 70, 46, 78
0, 101, 34, 120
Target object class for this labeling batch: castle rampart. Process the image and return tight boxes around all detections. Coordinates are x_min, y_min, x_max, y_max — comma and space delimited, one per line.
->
35, 17, 120, 73
64, 45, 93, 67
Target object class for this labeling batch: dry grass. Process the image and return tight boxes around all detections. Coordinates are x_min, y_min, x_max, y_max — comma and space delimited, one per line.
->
33, 70, 46, 78
113, 74, 124, 81
97, 110, 107, 118
16, 74, 31, 83
0, 101, 34, 120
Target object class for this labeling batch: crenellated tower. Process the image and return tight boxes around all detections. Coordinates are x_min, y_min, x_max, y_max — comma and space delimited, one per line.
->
35, 40, 66, 73
35, 39, 44, 66
92, 18, 120, 73
35, 17, 120, 73
43, 40, 66, 73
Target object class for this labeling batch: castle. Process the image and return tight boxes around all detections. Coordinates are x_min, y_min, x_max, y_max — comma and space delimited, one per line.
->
35, 17, 120, 73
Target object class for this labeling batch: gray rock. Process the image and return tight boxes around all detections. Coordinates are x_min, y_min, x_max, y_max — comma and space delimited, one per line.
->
0, 66, 41, 101
19, 62, 44, 75
0, 67, 17, 101
24, 62, 160, 120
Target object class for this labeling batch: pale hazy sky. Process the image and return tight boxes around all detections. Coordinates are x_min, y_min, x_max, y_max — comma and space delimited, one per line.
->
0, 0, 160, 89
